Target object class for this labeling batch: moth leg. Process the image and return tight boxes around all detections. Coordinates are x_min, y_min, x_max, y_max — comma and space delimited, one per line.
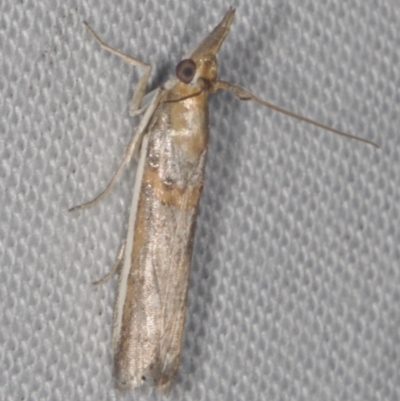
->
69, 25, 161, 212
130, 88, 158, 117
83, 21, 151, 115
69, 86, 163, 212
68, 127, 138, 212
93, 241, 126, 285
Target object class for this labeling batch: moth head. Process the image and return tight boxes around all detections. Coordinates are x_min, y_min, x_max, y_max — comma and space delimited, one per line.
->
176, 7, 235, 85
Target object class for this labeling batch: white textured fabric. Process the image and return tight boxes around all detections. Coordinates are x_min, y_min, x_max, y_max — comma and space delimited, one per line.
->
1, 1, 399, 400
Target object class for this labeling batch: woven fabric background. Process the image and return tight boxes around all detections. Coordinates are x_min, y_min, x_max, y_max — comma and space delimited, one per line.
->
1, 0, 399, 400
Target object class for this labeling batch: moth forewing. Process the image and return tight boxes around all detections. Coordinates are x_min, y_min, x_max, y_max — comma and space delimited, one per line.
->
113, 100, 209, 394
112, 133, 148, 352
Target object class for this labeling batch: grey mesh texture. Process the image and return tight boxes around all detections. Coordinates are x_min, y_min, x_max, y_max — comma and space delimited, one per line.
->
1, 0, 399, 400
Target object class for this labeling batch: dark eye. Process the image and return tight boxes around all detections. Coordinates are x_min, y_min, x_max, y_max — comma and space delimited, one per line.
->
175, 59, 196, 84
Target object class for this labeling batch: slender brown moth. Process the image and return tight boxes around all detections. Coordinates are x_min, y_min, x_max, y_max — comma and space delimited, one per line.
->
70, 7, 378, 395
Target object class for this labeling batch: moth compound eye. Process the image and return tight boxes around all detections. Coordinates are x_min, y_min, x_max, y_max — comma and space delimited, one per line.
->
175, 59, 196, 84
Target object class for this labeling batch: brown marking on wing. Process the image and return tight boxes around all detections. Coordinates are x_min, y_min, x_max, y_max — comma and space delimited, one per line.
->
141, 167, 203, 209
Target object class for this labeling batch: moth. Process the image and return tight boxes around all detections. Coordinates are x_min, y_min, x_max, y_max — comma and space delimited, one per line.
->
70, 7, 377, 395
